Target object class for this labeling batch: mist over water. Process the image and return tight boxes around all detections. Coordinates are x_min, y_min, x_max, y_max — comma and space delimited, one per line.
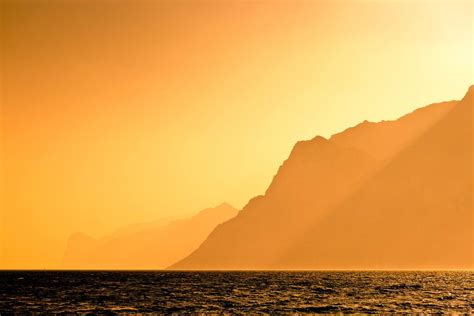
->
1, 271, 472, 313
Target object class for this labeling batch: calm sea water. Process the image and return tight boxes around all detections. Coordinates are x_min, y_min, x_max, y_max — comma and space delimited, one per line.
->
0, 271, 472, 314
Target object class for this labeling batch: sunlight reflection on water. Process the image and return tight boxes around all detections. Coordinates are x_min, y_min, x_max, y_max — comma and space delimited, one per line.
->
0, 271, 472, 313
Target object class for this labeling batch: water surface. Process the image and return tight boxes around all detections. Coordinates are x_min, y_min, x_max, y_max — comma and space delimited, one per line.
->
0, 271, 472, 313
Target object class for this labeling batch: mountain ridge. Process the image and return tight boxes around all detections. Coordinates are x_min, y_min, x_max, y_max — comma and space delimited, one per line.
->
170, 86, 472, 270
61, 203, 238, 269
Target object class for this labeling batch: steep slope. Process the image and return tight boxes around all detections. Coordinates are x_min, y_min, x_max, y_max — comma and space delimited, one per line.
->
172, 140, 376, 269
279, 86, 473, 269
171, 91, 462, 270
61, 203, 237, 269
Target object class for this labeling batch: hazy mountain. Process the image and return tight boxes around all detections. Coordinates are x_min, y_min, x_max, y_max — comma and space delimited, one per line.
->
61, 203, 237, 269
171, 86, 472, 270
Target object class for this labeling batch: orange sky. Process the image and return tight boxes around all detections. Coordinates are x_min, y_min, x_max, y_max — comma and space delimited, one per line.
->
1, 0, 473, 269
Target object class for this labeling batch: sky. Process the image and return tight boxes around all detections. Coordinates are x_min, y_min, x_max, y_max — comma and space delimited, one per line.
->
1, 0, 473, 269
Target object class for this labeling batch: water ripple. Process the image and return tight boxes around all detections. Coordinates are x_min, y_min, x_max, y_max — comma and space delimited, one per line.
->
0, 271, 472, 314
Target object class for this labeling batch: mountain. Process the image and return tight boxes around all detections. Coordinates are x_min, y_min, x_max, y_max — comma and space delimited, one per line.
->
279, 86, 473, 269
171, 86, 472, 270
61, 203, 237, 269
330, 100, 457, 161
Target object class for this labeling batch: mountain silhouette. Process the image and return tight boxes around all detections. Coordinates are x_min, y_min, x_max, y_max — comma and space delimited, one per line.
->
330, 100, 457, 161
171, 86, 472, 270
61, 203, 237, 269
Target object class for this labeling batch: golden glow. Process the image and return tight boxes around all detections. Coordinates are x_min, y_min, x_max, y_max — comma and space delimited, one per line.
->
1, 0, 473, 268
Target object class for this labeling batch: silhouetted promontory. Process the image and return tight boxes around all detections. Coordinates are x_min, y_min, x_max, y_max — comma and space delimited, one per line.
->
171, 86, 473, 270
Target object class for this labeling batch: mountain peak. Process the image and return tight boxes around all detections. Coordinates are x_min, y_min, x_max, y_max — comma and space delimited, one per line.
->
216, 202, 236, 210
462, 85, 474, 101
289, 135, 333, 159
194, 203, 238, 220
310, 135, 328, 143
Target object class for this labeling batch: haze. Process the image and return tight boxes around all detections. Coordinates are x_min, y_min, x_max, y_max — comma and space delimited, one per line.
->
1, 0, 473, 269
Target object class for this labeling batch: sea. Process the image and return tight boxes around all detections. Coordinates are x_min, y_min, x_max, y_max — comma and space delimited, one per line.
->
0, 271, 472, 314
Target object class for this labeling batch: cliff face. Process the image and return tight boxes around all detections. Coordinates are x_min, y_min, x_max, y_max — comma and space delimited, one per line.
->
61, 203, 237, 269
171, 86, 472, 270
